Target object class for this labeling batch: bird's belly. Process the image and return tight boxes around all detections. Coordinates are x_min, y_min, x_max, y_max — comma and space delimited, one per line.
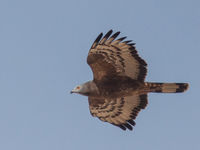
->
96, 79, 144, 98
99, 87, 140, 99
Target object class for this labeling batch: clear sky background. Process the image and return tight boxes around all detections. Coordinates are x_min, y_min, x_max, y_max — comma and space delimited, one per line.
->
0, 0, 199, 150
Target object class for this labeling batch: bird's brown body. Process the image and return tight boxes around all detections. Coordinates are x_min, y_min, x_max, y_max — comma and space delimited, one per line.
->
91, 77, 142, 98
84, 78, 188, 99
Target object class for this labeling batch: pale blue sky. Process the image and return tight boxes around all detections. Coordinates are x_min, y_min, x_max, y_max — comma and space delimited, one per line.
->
0, 0, 199, 150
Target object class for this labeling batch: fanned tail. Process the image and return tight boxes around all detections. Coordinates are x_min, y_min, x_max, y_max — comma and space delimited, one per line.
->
145, 82, 189, 93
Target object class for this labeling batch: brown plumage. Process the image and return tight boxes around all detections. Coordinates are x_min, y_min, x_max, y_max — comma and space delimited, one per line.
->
71, 30, 189, 131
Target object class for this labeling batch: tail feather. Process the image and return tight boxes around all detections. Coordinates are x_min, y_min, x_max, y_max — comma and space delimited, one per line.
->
145, 82, 189, 93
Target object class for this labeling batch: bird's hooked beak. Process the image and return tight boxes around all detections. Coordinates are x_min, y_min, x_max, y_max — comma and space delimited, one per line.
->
70, 90, 74, 94
70, 88, 78, 94
70, 85, 82, 94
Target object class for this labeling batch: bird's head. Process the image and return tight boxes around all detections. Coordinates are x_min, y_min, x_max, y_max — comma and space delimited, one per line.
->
70, 83, 90, 96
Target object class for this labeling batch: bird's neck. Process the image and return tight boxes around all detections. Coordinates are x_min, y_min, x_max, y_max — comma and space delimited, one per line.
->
82, 81, 99, 96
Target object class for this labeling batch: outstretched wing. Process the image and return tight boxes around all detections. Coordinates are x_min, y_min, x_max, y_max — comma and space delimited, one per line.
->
87, 30, 147, 82
88, 94, 148, 130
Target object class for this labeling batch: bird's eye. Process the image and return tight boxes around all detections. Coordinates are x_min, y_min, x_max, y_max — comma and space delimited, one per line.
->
76, 86, 80, 90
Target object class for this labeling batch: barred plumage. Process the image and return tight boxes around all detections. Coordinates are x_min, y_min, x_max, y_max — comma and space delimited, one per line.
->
145, 82, 189, 93
71, 30, 189, 131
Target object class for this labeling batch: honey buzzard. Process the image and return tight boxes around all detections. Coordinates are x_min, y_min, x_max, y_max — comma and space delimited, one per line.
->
71, 30, 189, 131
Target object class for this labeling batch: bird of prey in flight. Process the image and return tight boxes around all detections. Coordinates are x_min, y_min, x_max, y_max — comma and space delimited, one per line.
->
71, 30, 189, 131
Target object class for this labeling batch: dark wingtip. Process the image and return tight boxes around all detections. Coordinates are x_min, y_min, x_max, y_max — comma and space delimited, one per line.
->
95, 32, 103, 43
113, 120, 136, 131
117, 124, 126, 130
123, 123, 133, 130
91, 32, 103, 48
99, 30, 113, 44
175, 83, 189, 92
128, 120, 136, 126
117, 36, 127, 42
123, 40, 132, 44
107, 29, 113, 35
111, 31, 120, 39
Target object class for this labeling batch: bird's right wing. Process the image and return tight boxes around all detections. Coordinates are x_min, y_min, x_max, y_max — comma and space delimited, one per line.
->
88, 94, 148, 131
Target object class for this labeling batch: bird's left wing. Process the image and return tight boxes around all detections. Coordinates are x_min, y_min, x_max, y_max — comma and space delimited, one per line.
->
87, 30, 147, 83
88, 94, 148, 130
